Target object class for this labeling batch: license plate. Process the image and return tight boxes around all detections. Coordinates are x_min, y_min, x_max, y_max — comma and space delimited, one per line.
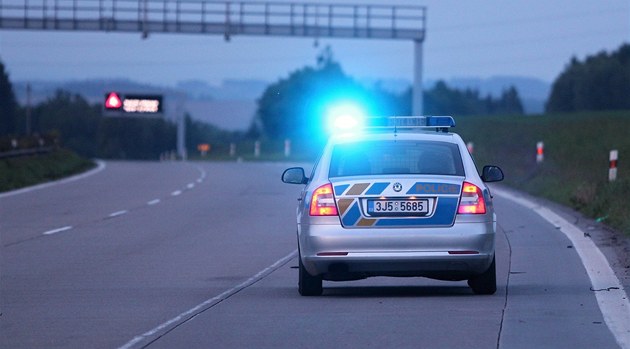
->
367, 199, 431, 217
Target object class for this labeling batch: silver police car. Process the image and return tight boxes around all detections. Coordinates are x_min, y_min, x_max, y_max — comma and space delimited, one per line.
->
282, 116, 504, 296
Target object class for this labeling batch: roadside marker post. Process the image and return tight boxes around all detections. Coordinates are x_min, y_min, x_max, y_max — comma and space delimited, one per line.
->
284, 139, 291, 158
609, 150, 618, 182
229, 143, 236, 157
536, 141, 544, 164
254, 141, 261, 158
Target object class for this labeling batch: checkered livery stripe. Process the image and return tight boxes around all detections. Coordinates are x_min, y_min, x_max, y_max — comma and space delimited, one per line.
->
333, 181, 461, 228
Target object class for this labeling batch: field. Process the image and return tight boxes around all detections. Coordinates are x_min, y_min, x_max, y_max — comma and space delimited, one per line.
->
455, 111, 630, 235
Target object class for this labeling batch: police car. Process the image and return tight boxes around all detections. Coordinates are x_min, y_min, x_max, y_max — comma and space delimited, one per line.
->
282, 116, 504, 296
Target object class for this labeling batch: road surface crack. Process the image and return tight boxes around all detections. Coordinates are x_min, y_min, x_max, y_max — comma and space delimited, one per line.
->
496, 223, 513, 349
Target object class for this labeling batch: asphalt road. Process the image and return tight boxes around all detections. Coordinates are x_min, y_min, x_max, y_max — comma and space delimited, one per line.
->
0, 161, 624, 348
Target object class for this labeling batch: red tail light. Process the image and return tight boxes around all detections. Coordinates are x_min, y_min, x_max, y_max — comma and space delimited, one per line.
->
310, 183, 339, 216
458, 182, 486, 214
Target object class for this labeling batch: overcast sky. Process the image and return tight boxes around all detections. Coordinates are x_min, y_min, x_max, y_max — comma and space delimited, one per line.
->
0, 0, 628, 87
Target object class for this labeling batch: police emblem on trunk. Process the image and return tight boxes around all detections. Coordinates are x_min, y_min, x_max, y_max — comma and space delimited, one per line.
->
393, 182, 402, 192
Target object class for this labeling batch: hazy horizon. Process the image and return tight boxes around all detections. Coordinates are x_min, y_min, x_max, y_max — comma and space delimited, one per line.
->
1, 0, 628, 88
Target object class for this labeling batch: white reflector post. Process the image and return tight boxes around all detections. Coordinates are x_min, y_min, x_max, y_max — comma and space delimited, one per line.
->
229, 143, 236, 157
254, 141, 261, 158
609, 150, 618, 182
536, 141, 544, 164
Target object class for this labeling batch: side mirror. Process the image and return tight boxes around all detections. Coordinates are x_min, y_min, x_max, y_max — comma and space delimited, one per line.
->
282, 167, 308, 184
481, 165, 504, 183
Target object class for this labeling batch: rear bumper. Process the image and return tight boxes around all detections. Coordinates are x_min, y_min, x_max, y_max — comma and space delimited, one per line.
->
299, 221, 495, 281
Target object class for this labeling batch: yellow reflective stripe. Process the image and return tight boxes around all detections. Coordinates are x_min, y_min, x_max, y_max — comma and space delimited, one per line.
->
346, 183, 370, 196
357, 218, 377, 227
337, 198, 355, 216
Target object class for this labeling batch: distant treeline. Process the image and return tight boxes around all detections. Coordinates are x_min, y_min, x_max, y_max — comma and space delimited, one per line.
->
1, 51, 526, 159
252, 47, 525, 154
547, 43, 630, 112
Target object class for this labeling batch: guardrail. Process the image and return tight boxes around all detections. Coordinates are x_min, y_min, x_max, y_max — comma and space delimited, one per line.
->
0, 146, 54, 159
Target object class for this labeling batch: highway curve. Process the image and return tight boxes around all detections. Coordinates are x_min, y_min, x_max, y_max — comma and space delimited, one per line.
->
0, 161, 626, 348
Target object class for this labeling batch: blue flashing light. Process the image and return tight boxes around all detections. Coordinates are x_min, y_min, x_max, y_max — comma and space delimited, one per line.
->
326, 102, 366, 134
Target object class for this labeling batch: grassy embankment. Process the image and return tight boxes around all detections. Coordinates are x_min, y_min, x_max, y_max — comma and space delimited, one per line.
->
455, 111, 630, 235
0, 149, 95, 192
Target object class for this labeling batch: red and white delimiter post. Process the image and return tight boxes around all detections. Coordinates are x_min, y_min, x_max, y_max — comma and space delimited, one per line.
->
609, 150, 618, 182
536, 141, 544, 163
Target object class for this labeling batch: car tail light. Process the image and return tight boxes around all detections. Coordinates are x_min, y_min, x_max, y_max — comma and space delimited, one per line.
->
310, 183, 338, 216
458, 182, 486, 214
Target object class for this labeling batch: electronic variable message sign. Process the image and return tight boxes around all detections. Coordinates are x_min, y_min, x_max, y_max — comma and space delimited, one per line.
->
103, 92, 163, 117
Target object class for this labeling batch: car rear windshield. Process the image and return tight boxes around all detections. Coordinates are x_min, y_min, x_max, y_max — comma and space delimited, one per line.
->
329, 140, 465, 177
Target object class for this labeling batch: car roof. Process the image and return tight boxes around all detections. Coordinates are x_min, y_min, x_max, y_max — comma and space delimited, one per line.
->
329, 131, 460, 145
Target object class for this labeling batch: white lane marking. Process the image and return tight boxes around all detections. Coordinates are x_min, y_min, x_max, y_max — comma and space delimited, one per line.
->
147, 199, 161, 206
494, 187, 630, 348
0, 160, 106, 199
171, 190, 182, 196
117, 250, 298, 349
42, 226, 73, 236
108, 210, 128, 218
187, 183, 195, 189
195, 165, 207, 182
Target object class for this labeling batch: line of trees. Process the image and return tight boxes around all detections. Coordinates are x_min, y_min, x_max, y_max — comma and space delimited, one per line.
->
546, 43, 630, 112
424, 81, 523, 116
1, 58, 241, 159
2, 50, 526, 160
0, 60, 18, 136
253, 48, 524, 154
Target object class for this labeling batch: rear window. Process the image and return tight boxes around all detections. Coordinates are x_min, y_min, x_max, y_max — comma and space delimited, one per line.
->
328, 140, 464, 177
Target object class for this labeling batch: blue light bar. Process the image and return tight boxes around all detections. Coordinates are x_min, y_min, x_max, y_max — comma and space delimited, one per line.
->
426, 116, 456, 127
365, 116, 455, 131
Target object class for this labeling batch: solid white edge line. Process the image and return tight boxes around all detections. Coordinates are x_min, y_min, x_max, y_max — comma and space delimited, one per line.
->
42, 226, 73, 236
493, 187, 630, 348
117, 250, 298, 349
0, 160, 106, 199
147, 199, 161, 206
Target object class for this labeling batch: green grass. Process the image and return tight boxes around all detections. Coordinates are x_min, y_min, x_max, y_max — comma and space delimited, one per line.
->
0, 149, 95, 192
455, 111, 630, 235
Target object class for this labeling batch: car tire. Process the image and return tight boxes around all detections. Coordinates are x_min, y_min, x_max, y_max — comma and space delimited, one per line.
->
468, 255, 497, 295
298, 254, 323, 296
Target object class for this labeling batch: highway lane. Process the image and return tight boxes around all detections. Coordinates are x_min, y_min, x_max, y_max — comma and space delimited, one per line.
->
1, 161, 300, 348
1, 161, 206, 247
143, 189, 621, 349
0, 161, 625, 348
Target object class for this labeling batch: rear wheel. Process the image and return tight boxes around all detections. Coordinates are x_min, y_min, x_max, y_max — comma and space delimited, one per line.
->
298, 254, 323, 296
468, 256, 496, 295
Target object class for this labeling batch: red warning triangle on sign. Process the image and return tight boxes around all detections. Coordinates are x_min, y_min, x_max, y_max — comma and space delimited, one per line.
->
105, 92, 122, 109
